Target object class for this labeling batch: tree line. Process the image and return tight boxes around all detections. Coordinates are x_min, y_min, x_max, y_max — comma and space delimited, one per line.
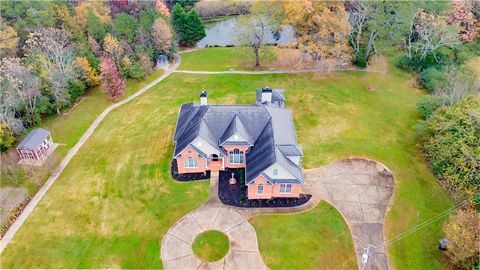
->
0, 0, 207, 152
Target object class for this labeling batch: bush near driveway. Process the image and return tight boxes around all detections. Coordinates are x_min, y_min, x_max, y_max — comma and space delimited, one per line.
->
422, 96, 480, 199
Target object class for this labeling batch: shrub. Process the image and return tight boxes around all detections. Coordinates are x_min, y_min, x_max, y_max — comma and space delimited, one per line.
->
417, 95, 442, 120
419, 67, 445, 93
67, 80, 86, 102
443, 208, 480, 269
0, 124, 16, 152
422, 96, 480, 197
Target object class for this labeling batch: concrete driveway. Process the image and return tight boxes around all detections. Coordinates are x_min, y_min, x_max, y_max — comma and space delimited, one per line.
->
305, 158, 395, 270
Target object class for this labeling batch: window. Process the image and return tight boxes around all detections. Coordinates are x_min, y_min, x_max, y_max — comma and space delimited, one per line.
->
279, 184, 292, 194
229, 148, 244, 164
184, 157, 197, 168
273, 168, 278, 176
258, 183, 264, 195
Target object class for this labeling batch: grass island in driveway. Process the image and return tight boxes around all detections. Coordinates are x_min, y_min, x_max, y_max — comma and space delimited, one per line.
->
0, 48, 451, 269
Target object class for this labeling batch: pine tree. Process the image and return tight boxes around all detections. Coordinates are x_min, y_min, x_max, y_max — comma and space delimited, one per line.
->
171, 4, 205, 47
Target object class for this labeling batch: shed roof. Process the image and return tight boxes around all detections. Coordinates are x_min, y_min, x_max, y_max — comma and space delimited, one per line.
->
17, 128, 50, 150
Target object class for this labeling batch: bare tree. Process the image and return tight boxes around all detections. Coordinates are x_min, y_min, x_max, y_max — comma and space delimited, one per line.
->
25, 28, 78, 114
236, 0, 281, 67
435, 66, 478, 106
405, 11, 459, 63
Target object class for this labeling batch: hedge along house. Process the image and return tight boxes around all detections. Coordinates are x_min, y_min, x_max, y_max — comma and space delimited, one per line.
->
16, 128, 58, 166
173, 88, 304, 199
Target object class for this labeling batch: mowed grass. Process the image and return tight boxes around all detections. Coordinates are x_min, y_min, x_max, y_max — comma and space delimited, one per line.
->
40, 69, 164, 159
1, 48, 452, 269
250, 201, 357, 269
192, 230, 230, 262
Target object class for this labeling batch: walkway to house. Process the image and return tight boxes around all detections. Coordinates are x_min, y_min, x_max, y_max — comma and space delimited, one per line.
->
162, 158, 394, 270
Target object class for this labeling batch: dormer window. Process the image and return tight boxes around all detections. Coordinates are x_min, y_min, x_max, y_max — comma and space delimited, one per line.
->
229, 148, 244, 164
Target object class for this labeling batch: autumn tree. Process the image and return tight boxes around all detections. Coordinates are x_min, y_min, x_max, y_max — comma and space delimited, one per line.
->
236, 0, 281, 67
0, 123, 16, 152
447, 0, 479, 42
443, 208, 480, 269
75, 2, 112, 30
75, 56, 100, 86
0, 18, 19, 57
151, 17, 173, 53
103, 33, 124, 67
99, 57, 125, 100
155, 0, 170, 17
283, 0, 352, 67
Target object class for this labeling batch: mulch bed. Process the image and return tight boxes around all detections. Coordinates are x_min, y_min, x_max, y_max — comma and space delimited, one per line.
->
218, 168, 311, 208
171, 159, 210, 182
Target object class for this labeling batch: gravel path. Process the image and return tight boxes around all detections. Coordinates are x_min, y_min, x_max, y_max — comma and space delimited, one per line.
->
0, 56, 180, 253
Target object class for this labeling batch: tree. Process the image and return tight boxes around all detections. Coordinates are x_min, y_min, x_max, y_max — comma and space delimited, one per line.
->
140, 8, 161, 32
423, 95, 480, 198
0, 18, 19, 57
0, 58, 41, 130
168, 0, 198, 10
434, 66, 478, 106
87, 9, 107, 42
171, 4, 205, 46
236, 0, 281, 67
112, 12, 138, 43
99, 57, 125, 100
24, 28, 77, 114
151, 17, 173, 53
103, 33, 124, 68
404, 11, 459, 63
74, 2, 112, 30
155, 0, 170, 17
447, 0, 479, 42
443, 208, 480, 269
0, 123, 16, 152
75, 56, 100, 86
283, 0, 352, 67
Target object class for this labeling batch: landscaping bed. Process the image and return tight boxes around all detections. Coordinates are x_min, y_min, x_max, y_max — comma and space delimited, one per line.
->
170, 159, 210, 182
218, 168, 311, 208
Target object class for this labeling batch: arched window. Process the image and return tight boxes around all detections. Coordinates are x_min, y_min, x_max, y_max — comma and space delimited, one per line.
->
184, 157, 197, 168
273, 168, 278, 176
258, 183, 264, 195
229, 148, 244, 164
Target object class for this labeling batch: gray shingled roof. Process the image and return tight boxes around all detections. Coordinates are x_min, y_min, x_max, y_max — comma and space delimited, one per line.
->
173, 101, 303, 184
219, 115, 254, 146
17, 128, 50, 150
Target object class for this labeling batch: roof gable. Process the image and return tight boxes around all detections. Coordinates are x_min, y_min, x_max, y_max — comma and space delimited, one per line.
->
219, 115, 253, 146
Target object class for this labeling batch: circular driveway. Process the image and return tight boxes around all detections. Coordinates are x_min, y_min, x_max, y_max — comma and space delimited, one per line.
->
161, 203, 266, 270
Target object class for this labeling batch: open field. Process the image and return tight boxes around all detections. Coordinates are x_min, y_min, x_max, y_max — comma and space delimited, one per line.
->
1, 48, 451, 269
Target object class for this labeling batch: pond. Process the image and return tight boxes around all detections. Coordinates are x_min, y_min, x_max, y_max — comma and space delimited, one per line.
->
198, 17, 296, 47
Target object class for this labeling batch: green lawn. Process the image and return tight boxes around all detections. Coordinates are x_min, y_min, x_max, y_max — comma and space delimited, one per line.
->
250, 201, 357, 269
192, 230, 230, 262
1, 48, 452, 269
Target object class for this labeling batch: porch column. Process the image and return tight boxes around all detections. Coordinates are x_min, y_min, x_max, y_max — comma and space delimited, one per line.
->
204, 157, 208, 169
221, 156, 225, 169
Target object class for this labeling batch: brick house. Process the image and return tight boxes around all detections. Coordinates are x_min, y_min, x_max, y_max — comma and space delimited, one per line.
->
173, 88, 304, 199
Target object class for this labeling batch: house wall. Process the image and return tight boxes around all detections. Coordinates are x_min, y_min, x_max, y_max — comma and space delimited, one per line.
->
247, 175, 274, 199
223, 145, 249, 168
248, 175, 301, 199
176, 146, 207, 174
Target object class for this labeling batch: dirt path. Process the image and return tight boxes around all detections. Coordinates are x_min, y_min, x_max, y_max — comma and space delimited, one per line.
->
0, 56, 181, 253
